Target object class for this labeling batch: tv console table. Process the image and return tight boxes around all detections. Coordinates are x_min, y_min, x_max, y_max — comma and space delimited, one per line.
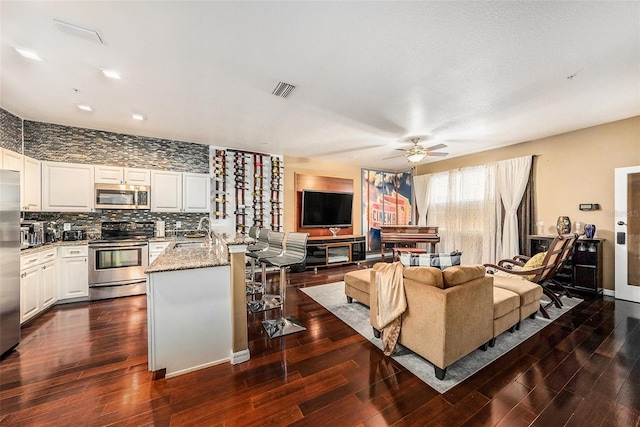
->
306, 235, 366, 272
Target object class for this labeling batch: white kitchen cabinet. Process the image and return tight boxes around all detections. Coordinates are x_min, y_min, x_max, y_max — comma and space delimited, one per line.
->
95, 166, 150, 186
150, 170, 210, 213
94, 165, 124, 184
41, 260, 57, 310
20, 248, 57, 324
124, 168, 151, 185
21, 265, 40, 324
1, 150, 41, 211
58, 245, 89, 301
42, 161, 94, 212
151, 171, 182, 212
148, 241, 171, 264
2, 148, 23, 173
183, 173, 211, 213
23, 156, 41, 211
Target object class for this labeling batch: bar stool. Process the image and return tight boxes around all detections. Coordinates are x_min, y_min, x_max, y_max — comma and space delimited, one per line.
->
261, 232, 309, 338
246, 231, 285, 312
246, 228, 270, 295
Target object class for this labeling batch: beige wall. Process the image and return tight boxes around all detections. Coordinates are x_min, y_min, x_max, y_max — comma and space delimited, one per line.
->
282, 156, 362, 235
416, 115, 640, 291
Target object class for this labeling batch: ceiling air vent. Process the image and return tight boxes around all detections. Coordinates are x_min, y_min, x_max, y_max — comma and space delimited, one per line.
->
272, 81, 296, 98
54, 19, 103, 44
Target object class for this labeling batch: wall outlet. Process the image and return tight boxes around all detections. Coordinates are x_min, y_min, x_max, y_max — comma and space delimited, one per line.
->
176, 221, 182, 229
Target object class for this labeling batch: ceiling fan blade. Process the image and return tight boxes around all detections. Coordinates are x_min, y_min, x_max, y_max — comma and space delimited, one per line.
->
395, 148, 409, 152
425, 143, 447, 151
427, 151, 449, 157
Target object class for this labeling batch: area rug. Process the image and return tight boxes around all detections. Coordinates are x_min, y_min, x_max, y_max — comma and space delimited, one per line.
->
300, 281, 582, 394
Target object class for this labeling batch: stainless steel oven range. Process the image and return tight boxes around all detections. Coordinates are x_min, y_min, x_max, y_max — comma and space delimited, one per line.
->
88, 221, 154, 300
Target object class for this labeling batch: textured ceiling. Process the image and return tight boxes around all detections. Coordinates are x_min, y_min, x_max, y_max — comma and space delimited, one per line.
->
1, 1, 639, 170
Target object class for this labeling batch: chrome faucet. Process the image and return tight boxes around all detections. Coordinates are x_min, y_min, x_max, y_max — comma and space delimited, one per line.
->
197, 216, 213, 240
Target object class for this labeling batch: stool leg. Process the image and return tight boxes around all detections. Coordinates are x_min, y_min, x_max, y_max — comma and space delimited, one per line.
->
262, 265, 306, 338
246, 261, 282, 313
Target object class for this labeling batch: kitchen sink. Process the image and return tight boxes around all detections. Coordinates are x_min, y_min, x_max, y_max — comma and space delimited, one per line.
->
174, 242, 209, 250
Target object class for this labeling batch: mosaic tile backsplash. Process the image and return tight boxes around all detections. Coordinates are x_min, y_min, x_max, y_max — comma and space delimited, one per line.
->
3, 107, 211, 229
23, 211, 206, 239
0, 109, 22, 153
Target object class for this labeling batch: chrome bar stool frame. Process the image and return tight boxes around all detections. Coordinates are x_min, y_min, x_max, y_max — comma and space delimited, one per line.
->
245, 227, 269, 296
246, 231, 285, 312
261, 232, 309, 338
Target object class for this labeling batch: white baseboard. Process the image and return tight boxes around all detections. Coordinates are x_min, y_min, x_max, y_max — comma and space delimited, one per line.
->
231, 349, 250, 364
603, 289, 615, 297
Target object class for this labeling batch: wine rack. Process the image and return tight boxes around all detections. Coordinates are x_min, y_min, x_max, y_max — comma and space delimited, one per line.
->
212, 149, 227, 219
209, 147, 283, 236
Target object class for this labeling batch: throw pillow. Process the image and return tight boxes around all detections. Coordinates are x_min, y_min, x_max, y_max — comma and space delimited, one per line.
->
521, 251, 547, 281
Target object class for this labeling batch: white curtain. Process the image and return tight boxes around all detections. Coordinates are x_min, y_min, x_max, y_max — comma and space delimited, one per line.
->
413, 174, 431, 225
497, 156, 532, 259
426, 164, 500, 265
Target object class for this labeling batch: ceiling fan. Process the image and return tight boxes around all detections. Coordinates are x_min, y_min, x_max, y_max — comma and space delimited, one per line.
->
385, 137, 449, 163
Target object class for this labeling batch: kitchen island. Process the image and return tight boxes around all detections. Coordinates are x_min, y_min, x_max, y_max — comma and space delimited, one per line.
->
145, 238, 248, 378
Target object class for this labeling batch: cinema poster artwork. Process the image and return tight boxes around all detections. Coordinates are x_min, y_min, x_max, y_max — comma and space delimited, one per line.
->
362, 169, 413, 251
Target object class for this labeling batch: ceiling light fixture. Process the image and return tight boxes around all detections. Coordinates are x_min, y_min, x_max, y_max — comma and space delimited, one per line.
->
406, 152, 426, 163
15, 47, 42, 61
101, 68, 121, 79
76, 104, 93, 112
131, 113, 145, 121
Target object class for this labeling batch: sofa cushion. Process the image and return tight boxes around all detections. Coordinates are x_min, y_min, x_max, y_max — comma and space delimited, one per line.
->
344, 269, 372, 294
493, 287, 520, 319
492, 275, 542, 305
403, 266, 444, 289
442, 265, 486, 288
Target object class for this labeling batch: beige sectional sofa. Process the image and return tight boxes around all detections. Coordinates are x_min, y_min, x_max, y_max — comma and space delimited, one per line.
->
344, 263, 542, 380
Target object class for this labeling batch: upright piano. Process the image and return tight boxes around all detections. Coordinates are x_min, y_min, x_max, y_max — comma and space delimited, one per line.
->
380, 225, 440, 260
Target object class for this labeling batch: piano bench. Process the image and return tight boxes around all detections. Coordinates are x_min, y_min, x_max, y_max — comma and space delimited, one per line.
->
392, 247, 427, 261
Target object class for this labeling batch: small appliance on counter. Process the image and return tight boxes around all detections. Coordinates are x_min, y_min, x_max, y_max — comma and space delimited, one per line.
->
44, 222, 60, 243
62, 229, 86, 241
156, 220, 165, 238
20, 226, 29, 249
21, 220, 44, 247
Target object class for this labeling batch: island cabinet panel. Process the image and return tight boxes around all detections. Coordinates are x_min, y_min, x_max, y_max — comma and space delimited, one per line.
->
147, 265, 232, 377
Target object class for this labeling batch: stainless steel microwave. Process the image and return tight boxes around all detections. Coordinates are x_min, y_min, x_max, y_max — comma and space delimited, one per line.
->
94, 184, 150, 210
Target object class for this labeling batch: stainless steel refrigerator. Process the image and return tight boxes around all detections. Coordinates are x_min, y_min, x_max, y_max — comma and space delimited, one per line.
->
1, 169, 20, 356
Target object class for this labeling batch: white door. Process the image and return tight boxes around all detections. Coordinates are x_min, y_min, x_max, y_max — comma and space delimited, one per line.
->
95, 165, 124, 184
21, 266, 40, 324
23, 156, 41, 211
615, 165, 640, 302
58, 256, 89, 300
42, 162, 95, 212
183, 173, 211, 213
41, 261, 58, 309
151, 170, 182, 212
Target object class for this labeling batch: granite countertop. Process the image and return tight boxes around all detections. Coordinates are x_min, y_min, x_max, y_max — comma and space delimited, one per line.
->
21, 240, 89, 255
224, 235, 255, 246
145, 241, 230, 274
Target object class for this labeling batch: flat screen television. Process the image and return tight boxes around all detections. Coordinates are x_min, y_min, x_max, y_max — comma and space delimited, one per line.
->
301, 190, 353, 228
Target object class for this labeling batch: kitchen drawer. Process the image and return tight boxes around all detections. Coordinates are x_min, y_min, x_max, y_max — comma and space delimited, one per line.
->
59, 245, 88, 258
20, 248, 56, 270
148, 241, 171, 252
20, 253, 42, 270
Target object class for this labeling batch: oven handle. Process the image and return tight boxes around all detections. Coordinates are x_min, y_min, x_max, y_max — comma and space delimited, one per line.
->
89, 242, 148, 249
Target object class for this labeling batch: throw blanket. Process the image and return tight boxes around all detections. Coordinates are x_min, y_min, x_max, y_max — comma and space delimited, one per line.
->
375, 262, 407, 356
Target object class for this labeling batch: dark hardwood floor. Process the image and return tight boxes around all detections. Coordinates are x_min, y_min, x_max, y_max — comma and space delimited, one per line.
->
2, 262, 640, 426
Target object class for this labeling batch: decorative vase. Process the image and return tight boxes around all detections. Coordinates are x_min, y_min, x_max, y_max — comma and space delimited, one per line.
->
556, 216, 571, 235
584, 224, 596, 239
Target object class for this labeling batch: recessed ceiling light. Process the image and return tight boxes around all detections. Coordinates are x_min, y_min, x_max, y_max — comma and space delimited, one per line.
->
76, 104, 93, 112
101, 68, 121, 79
15, 47, 42, 61
131, 113, 145, 121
